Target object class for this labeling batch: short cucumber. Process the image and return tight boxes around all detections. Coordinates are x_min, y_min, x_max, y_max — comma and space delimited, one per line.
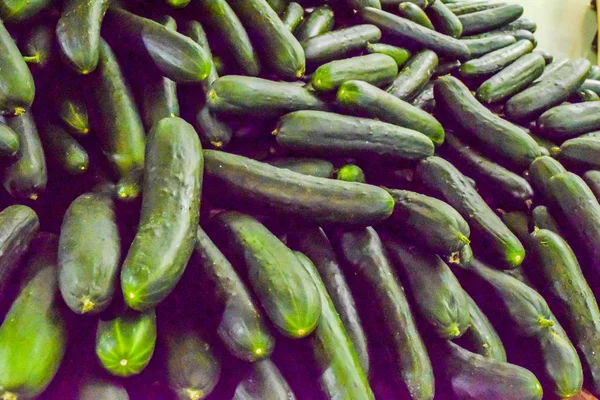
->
531, 205, 561, 233
584, 170, 600, 202
294, 5, 335, 42
460, 39, 534, 77
0, 122, 19, 157
233, 360, 296, 400
40, 123, 89, 175
388, 50, 439, 102
312, 53, 397, 92
426, 1, 462, 37
556, 137, 600, 170
347, 0, 382, 10
302, 24, 382, 65
528, 156, 566, 203
461, 34, 516, 57
366, 42, 411, 67
282, 2, 304, 32
0, 0, 52, 22
537, 102, 600, 139
268, 157, 334, 178
337, 164, 366, 183
458, 4, 524, 36
399, 2, 435, 30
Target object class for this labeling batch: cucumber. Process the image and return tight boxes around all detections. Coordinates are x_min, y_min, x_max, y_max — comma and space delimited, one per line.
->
39, 123, 89, 175
294, 5, 335, 42
282, 2, 304, 31
266, 0, 288, 14
209, 211, 321, 338
529, 156, 566, 203
57, 0, 108, 74
584, 170, 600, 202
538, 102, 600, 139
297, 251, 374, 399
166, 0, 190, 7
96, 309, 157, 377
347, 0, 382, 10
337, 164, 366, 183
58, 191, 120, 314
461, 34, 516, 57
529, 133, 556, 156
0, 20, 35, 116
121, 117, 202, 311
267, 157, 335, 178
556, 137, 600, 170
426, 1, 462, 37
410, 81, 436, 113
0, 122, 18, 157
57, 88, 89, 136
506, 58, 592, 122
531, 206, 561, 233
233, 360, 296, 400
79, 378, 130, 400
434, 76, 541, 169
416, 156, 525, 268
383, 0, 427, 7
312, 53, 397, 92
366, 42, 411, 67
21, 22, 55, 70
458, 4, 523, 36
476, 52, 545, 104
500, 210, 531, 246
580, 79, 600, 97
288, 227, 369, 373
467, 259, 583, 398
228, 0, 305, 79
589, 65, 600, 80
196, 0, 261, 77
336, 228, 434, 400
399, 2, 435, 30
388, 50, 439, 102
203, 150, 394, 225
361, 7, 471, 59
275, 110, 434, 163
574, 89, 600, 102
533, 58, 568, 83
191, 228, 275, 361
207, 75, 326, 117
302, 24, 381, 65
0, 0, 51, 22
1, 111, 47, 200
534, 50, 553, 65
460, 39, 534, 77
446, 0, 508, 15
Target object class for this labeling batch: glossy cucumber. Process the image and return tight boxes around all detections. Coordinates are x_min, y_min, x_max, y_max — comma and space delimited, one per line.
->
399, 2, 434, 30
461, 34, 516, 58
267, 157, 334, 178
302, 24, 381, 65
233, 360, 296, 400
337, 164, 366, 183
40, 123, 89, 175
410, 81, 436, 113
0, 122, 19, 157
347, 0, 382, 10
446, 0, 508, 15
584, 170, 600, 202
531, 206, 560, 233
57, 88, 89, 136
426, 1, 462, 37
312, 53, 397, 92
529, 156, 566, 203
282, 2, 304, 31
166, 0, 190, 7
0, 0, 51, 22
556, 137, 600, 170
294, 5, 335, 42
388, 50, 439, 102
574, 88, 600, 102
458, 4, 523, 35
366, 42, 411, 67
460, 39, 534, 77
538, 102, 600, 139
121, 117, 202, 311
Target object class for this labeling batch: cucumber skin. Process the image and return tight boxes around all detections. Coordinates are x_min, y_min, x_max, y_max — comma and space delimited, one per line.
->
400, 2, 435, 30
0, 21, 34, 116
460, 39, 534, 77
538, 102, 600, 139
40, 123, 89, 175
557, 137, 600, 170
337, 164, 366, 183
0, 122, 19, 157
458, 4, 524, 36
294, 5, 335, 42
233, 360, 296, 400
281, 2, 304, 32
267, 157, 334, 178
584, 170, 600, 202
531, 206, 561, 233
302, 24, 382, 65
388, 50, 439, 102
57, 90, 89, 136
0, 0, 51, 22
121, 117, 202, 311
461, 34, 516, 58
426, 1, 462, 37
312, 54, 398, 92
447, 1, 508, 15
366, 42, 411, 67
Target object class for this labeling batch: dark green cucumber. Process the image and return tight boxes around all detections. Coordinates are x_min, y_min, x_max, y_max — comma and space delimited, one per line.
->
434, 76, 541, 169
476, 52, 545, 104
282, 2, 304, 31
40, 123, 88, 175
0, 0, 51, 22
584, 170, 600, 202
434, 59, 461, 76
57, 0, 108, 74
506, 58, 592, 121
96, 309, 157, 377
182, 21, 215, 83
58, 191, 120, 314
386, 238, 470, 339
196, 0, 261, 77
529, 133, 556, 156
0, 205, 39, 294
209, 211, 321, 338
529, 156, 566, 203
121, 117, 202, 311
0, 122, 19, 157
426, 1, 462, 37
468, 259, 583, 398
312, 53, 397, 92
460, 39, 534, 77
361, 7, 471, 59
0, 21, 34, 116
203, 150, 394, 225
0, 234, 66, 400
366, 42, 411, 67
458, 4, 523, 35
228, 0, 305, 78
443, 131, 534, 209
21, 23, 54, 70
538, 102, 600, 139
589, 65, 600, 80
192, 228, 275, 361
337, 164, 366, 183
533, 58, 569, 84
166, 0, 190, 7
1, 111, 47, 200
531, 206, 561, 233
410, 81, 436, 113
57, 87, 89, 136
233, 360, 296, 400
265, 0, 288, 14
294, 5, 335, 42
416, 156, 525, 268
388, 50, 439, 102
336, 228, 434, 400
461, 34, 516, 57
302, 24, 382, 65
275, 110, 434, 163
207, 75, 326, 117
347, 0, 382, 10
500, 210, 530, 246
446, 0, 508, 15
337, 80, 445, 146
381, 188, 471, 258
534, 50, 553, 65
399, 2, 435, 30
556, 137, 600, 170
574, 89, 600, 102
267, 157, 335, 178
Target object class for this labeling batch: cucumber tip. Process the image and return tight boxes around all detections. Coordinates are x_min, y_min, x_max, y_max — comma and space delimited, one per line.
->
13, 107, 25, 116
183, 388, 203, 400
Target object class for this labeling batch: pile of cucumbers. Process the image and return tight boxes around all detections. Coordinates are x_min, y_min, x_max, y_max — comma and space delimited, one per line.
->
2, 0, 600, 398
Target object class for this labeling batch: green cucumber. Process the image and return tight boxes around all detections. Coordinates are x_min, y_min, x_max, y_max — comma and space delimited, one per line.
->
0, 20, 35, 116
580, 80, 600, 97
434, 76, 541, 169
500, 210, 531, 246
399, 2, 435, 30
460, 39, 534, 77
166, 0, 190, 7
446, 0, 508, 15
386, 238, 470, 339
589, 65, 600, 80
57, 87, 89, 136
529, 133, 556, 156
1, 111, 47, 200
282, 2, 304, 32
461, 34, 516, 57
21, 23, 55, 70
574, 89, 600, 102
294, 5, 335, 42
410, 81, 435, 113
58, 191, 120, 314
538, 102, 600, 139
312, 53, 397, 92
203, 150, 394, 225
506, 58, 592, 121
416, 156, 525, 268
79, 378, 130, 400
0, 234, 66, 400
57, 0, 108, 74
434, 59, 461, 76
366, 42, 411, 67
361, 7, 471, 59
529, 156, 566, 203
275, 110, 434, 163
534, 50, 553, 65
388, 50, 439, 102
207, 75, 326, 117
336, 228, 434, 400
426, 1, 462, 37
40, 123, 89, 175
96, 309, 157, 377
556, 137, 600, 170
121, 117, 202, 311
0, 122, 19, 157
267, 157, 334, 178
209, 211, 321, 338
228, 0, 305, 78
458, 4, 523, 35
233, 360, 296, 400
0, 0, 51, 22
347, 0, 382, 10
584, 170, 600, 202
383, 0, 427, 7
476, 52, 545, 104
531, 206, 561, 233
302, 24, 381, 65
192, 228, 275, 361
533, 58, 569, 83
266, 0, 288, 14
337, 164, 366, 183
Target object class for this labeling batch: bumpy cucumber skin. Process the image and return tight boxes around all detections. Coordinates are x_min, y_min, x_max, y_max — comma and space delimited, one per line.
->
233, 360, 296, 400
460, 39, 534, 77
366, 42, 412, 67
294, 5, 335, 42
538, 102, 600, 139
267, 157, 334, 178
400, 2, 435, 30
557, 137, 600, 170
426, 1, 462, 37
461, 34, 516, 58
121, 117, 202, 311
0, 122, 19, 156
388, 50, 439, 102
458, 4, 524, 35
302, 24, 382, 65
